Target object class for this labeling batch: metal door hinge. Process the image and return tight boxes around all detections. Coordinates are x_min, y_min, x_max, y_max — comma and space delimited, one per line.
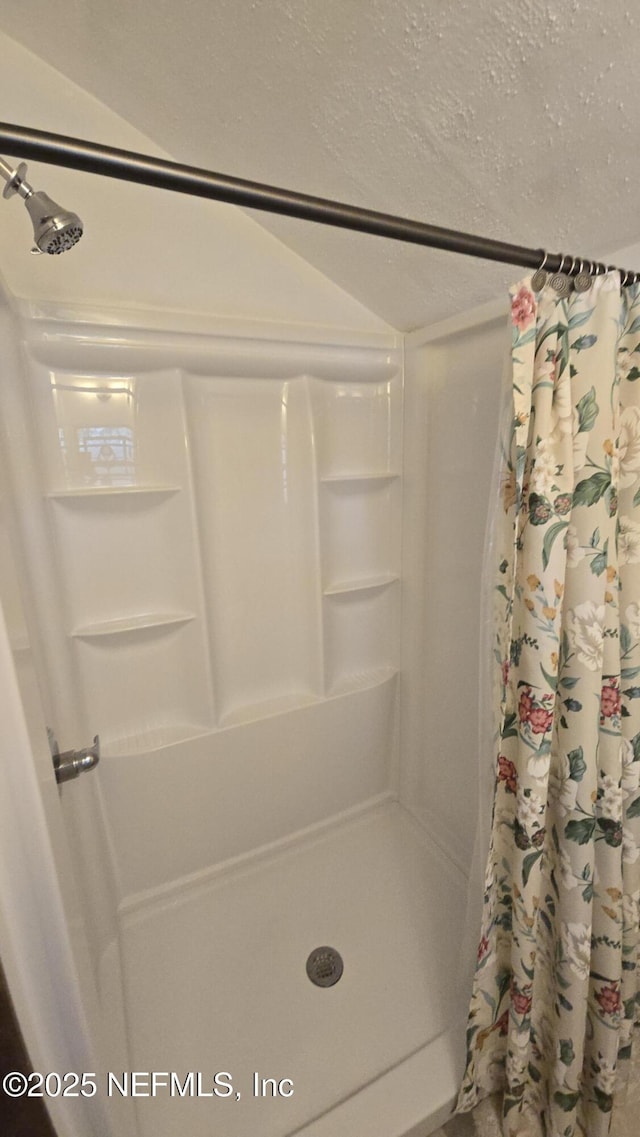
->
48, 728, 100, 785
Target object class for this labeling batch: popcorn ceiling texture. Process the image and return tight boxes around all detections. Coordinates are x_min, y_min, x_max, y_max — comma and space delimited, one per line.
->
1, 1, 640, 328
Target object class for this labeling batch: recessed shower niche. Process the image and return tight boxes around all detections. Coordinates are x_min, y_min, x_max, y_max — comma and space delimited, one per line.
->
21, 325, 402, 754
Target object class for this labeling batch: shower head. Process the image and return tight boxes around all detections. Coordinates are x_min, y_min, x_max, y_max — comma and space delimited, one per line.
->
23, 190, 83, 254
0, 157, 83, 254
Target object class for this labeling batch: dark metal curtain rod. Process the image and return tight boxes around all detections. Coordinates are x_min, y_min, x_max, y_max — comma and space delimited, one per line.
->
0, 121, 638, 285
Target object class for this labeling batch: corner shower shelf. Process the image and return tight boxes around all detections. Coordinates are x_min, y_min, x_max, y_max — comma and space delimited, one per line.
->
70, 612, 196, 639
47, 484, 181, 500
323, 573, 399, 596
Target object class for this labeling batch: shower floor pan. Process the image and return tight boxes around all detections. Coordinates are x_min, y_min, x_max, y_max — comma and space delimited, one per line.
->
116, 800, 467, 1137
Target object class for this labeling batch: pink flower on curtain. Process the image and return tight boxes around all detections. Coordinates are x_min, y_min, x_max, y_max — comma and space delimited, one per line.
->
529, 706, 554, 734
497, 755, 518, 793
477, 935, 490, 962
595, 984, 622, 1016
518, 688, 534, 723
510, 979, 533, 1017
511, 286, 536, 330
600, 678, 621, 721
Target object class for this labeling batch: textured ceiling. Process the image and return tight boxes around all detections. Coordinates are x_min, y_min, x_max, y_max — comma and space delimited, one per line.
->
1, 0, 640, 330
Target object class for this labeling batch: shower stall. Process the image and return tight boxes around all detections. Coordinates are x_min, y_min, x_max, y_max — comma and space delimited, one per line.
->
0, 272, 507, 1137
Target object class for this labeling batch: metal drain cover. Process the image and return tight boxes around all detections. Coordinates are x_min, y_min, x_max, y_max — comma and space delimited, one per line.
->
306, 946, 344, 988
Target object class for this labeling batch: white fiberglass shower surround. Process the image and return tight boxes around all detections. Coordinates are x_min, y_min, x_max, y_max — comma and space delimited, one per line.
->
0, 272, 512, 1137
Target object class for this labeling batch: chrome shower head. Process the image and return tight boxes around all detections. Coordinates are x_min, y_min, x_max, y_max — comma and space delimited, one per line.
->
23, 190, 83, 254
0, 157, 83, 254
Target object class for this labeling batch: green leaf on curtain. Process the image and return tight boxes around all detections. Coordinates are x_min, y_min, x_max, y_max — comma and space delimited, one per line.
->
626, 796, 640, 819
568, 747, 586, 780
632, 732, 640, 760
633, 485, 640, 507
597, 818, 623, 846
501, 712, 518, 739
522, 850, 543, 886
571, 334, 598, 352
558, 1038, 575, 1065
537, 323, 560, 350
576, 387, 599, 433
541, 663, 558, 690
627, 315, 640, 334
560, 675, 580, 689
582, 881, 594, 903
624, 996, 637, 1019
590, 527, 601, 547
516, 327, 537, 347
565, 817, 596, 844
621, 666, 640, 680
623, 687, 640, 699
479, 989, 496, 1012
573, 471, 611, 507
592, 1087, 613, 1113
627, 366, 640, 382
621, 624, 633, 655
496, 969, 511, 1009
528, 1063, 542, 1083
590, 551, 607, 576
554, 1090, 580, 1111
568, 309, 594, 330
542, 520, 569, 569
558, 330, 570, 377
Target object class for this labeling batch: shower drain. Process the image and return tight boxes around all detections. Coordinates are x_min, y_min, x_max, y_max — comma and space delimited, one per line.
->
306, 946, 344, 988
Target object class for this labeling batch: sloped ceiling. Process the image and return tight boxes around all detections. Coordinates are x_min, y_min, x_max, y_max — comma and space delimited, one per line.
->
1, 0, 639, 331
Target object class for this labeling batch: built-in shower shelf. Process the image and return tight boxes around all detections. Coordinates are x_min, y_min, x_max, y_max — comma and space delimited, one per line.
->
320, 472, 401, 485
70, 612, 196, 639
323, 573, 399, 596
47, 484, 181, 500
101, 722, 213, 757
218, 691, 323, 729
327, 665, 398, 696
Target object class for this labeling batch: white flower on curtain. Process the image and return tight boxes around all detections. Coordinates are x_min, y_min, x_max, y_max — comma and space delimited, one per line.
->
457, 274, 640, 1137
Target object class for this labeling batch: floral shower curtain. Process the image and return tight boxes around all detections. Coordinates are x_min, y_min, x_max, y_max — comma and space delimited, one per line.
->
457, 273, 640, 1136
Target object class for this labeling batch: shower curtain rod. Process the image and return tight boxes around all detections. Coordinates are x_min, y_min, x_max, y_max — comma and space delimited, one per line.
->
0, 120, 638, 284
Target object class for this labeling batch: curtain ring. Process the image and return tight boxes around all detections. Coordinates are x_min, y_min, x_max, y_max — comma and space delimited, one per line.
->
574, 257, 592, 293
531, 250, 549, 292
550, 253, 571, 298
